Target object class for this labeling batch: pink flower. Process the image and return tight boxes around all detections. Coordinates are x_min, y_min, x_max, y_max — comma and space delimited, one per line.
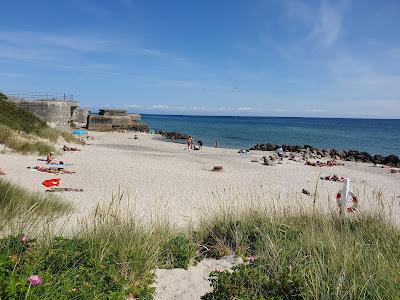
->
21, 235, 29, 244
247, 256, 256, 263
28, 275, 43, 286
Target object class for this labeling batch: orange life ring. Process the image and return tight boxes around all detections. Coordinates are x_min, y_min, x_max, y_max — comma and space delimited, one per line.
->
336, 190, 358, 212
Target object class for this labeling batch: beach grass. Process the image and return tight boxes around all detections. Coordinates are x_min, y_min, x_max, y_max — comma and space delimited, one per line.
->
0, 178, 74, 233
198, 210, 400, 299
0, 124, 57, 155
0, 186, 399, 299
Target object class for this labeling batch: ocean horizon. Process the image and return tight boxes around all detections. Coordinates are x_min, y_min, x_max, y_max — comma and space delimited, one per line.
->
141, 114, 400, 156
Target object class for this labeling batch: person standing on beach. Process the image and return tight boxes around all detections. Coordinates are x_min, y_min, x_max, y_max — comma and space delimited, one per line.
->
198, 140, 203, 149
215, 140, 218, 148
187, 137, 193, 149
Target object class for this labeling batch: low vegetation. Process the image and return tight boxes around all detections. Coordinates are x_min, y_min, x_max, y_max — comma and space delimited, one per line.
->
0, 182, 399, 299
0, 95, 80, 154
198, 212, 400, 299
0, 179, 73, 232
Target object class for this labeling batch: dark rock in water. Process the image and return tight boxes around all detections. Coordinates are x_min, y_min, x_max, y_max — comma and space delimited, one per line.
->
249, 142, 399, 166
373, 155, 385, 164
249, 143, 277, 151
384, 154, 400, 166
128, 123, 149, 132
158, 130, 189, 140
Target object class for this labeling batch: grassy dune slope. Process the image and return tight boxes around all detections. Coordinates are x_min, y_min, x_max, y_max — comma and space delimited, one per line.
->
0, 93, 79, 154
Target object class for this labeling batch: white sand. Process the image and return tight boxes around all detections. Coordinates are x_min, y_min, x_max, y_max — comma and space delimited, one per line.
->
2, 131, 399, 226
154, 255, 240, 299
2, 131, 400, 299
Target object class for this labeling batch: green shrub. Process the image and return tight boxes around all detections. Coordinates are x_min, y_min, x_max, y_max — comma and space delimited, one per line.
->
159, 235, 196, 269
202, 258, 303, 299
0, 92, 8, 101
0, 236, 154, 299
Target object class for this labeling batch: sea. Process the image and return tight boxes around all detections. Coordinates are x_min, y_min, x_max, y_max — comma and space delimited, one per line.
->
141, 114, 400, 156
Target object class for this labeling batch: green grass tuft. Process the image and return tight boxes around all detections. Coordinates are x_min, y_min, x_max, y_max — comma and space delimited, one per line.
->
0, 178, 74, 231
198, 211, 400, 299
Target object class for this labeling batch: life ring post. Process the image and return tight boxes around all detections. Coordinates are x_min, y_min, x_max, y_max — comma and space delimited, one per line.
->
336, 177, 358, 214
340, 177, 350, 214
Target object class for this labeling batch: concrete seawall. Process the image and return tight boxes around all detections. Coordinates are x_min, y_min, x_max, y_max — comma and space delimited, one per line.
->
7, 98, 78, 129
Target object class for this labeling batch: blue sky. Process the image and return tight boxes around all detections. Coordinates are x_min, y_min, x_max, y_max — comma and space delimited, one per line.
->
1, 0, 400, 118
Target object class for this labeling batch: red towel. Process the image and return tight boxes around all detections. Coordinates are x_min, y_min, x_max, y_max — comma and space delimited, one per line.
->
42, 178, 61, 187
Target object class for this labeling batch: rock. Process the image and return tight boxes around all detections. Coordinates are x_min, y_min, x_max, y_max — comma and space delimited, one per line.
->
384, 154, 400, 166
373, 155, 385, 164
159, 131, 189, 140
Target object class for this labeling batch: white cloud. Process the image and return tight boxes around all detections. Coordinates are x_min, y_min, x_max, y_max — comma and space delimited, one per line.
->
237, 107, 253, 111
0, 73, 24, 77
152, 105, 169, 109
124, 104, 142, 108
0, 30, 187, 65
309, 2, 343, 46
305, 108, 325, 113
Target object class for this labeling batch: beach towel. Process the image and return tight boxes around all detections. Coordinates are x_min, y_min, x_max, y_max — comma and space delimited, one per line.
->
42, 178, 61, 188
45, 187, 83, 192
72, 129, 87, 136
46, 163, 73, 167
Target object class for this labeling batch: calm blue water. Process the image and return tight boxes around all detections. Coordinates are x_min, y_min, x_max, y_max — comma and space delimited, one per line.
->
141, 114, 400, 156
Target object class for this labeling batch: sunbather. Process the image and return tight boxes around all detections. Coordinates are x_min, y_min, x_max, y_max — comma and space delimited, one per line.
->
45, 187, 83, 192
62, 145, 81, 152
320, 175, 345, 182
0, 168, 5, 175
29, 166, 75, 174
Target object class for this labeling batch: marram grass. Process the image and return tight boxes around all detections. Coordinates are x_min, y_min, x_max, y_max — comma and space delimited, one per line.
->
0, 184, 399, 299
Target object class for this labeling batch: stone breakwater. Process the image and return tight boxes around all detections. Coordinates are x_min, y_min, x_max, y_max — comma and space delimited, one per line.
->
250, 143, 400, 167
157, 130, 190, 140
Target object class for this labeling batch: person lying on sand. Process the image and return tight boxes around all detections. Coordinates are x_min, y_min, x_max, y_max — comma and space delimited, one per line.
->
0, 168, 5, 176
28, 166, 75, 174
320, 174, 345, 182
306, 160, 344, 167
62, 145, 81, 152
45, 187, 83, 192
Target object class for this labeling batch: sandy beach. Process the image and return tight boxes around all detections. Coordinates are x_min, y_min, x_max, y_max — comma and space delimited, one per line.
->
1, 131, 400, 226
2, 131, 400, 299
